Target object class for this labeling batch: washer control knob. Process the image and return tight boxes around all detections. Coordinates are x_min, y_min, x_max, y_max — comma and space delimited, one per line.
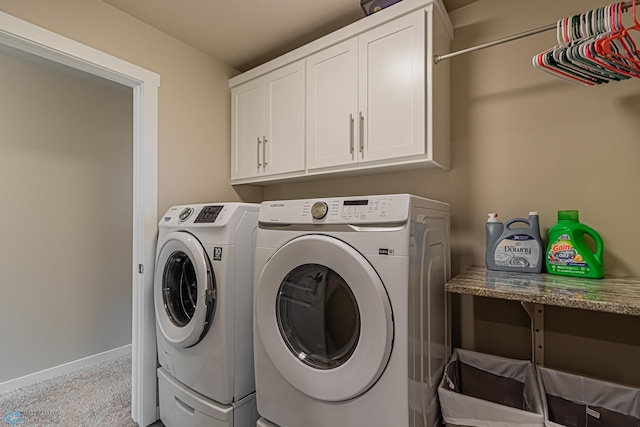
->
179, 207, 194, 222
311, 201, 329, 220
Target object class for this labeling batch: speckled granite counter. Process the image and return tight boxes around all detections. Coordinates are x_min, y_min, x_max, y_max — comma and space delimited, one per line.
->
446, 266, 640, 316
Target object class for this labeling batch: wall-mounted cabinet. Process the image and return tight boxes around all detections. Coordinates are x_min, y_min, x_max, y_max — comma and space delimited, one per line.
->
229, 0, 453, 185
231, 62, 305, 181
307, 11, 426, 171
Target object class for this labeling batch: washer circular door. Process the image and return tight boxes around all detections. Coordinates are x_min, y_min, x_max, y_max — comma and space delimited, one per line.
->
155, 231, 215, 348
256, 234, 393, 402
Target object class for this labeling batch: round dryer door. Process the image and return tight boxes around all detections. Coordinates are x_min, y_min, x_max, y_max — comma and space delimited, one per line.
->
155, 231, 216, 348
256, 234, 393, 402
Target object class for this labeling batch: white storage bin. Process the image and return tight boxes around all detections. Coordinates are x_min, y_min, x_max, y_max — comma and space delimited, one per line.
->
438, 348, 544, 427
537, 367, 640, 427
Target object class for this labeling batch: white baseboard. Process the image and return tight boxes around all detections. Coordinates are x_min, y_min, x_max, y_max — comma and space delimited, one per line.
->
0, 344, 132, 394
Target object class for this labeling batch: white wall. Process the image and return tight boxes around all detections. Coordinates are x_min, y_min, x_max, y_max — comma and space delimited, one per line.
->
0, 50, 133, 382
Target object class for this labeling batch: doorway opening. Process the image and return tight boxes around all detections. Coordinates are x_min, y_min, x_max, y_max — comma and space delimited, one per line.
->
0, 11, 160, 426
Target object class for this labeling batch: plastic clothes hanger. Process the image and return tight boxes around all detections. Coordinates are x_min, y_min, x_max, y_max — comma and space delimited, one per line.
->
606, 1, 640, 59
569, 5, 631, 81
555, 13, 615, 83
565, 7, 629, 81
533, 17, 598, 85
585, 3, 640, 78
596, 0, 640, 72
570, 4, 634, 80
533, 48, 596, 85
550, 9, 619, 84
533, 2, 640, 84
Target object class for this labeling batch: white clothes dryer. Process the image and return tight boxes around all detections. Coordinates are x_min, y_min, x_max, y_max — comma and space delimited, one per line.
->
155, 203, 259, 427
253, 194, 451, 427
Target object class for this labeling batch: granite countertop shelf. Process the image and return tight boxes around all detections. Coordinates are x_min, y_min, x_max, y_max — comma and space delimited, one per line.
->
445, 266, 640, 316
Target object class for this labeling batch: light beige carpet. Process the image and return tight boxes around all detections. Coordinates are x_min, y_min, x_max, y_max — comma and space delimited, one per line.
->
0, 353, 137, 427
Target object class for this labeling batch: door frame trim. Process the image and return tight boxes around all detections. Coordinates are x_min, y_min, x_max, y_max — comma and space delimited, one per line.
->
0, 11, 160, 426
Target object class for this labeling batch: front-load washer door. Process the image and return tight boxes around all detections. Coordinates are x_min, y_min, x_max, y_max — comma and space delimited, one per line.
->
256, 234, 393, 402
155, 231, 216, 348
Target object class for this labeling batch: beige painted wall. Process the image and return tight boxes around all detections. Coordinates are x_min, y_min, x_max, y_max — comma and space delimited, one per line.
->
2, 0, 638, 390
450, 0, 640, 278
0, 50, 133, 382
0, 0, 261, 383
449, 0, 640, 386
265, 0, 640, 386
0, 0, 263, 217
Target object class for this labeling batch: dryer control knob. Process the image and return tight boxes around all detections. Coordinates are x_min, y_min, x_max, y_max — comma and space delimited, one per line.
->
311, 201, 328, 220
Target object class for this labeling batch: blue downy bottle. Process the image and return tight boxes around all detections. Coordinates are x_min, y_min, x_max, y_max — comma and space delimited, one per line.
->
485, 212, 544, 273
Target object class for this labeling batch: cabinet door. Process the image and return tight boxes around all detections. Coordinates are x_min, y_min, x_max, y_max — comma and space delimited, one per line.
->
306, 38, 359, 170
263, 61, 306, 176
231, 79, 262, 180
359, 10, 425, 163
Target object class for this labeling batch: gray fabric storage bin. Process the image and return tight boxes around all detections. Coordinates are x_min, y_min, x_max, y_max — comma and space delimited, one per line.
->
438, 348, 544, 427
537, 367, 640, 427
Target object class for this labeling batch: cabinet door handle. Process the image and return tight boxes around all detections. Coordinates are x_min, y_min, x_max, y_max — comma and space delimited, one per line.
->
257, 136, 262, 168
349, 114, 355, 155
263, 135, 268, 168
359, 112, 365, 158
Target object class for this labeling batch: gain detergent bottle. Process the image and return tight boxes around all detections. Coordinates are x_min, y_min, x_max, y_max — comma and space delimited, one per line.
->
546, 210, 604, 278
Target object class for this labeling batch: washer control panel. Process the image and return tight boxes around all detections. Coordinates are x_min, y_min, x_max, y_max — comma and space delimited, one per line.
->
260, 195, 411, 224
340, 199, 371, 220
160, 204, 231, 226
194, 205, 223, 223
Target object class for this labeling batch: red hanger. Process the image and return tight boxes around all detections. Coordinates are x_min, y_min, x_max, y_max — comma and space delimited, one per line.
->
596, 0, 640, 73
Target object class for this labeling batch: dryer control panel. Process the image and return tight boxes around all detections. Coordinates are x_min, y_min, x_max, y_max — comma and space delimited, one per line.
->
259, 194, 412, 224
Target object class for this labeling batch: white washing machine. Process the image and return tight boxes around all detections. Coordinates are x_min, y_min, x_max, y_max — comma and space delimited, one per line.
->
253, 194, 451, 427
155, 203, 259, 427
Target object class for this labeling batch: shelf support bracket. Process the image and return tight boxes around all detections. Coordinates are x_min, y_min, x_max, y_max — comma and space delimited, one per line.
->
521, 302, 544, 367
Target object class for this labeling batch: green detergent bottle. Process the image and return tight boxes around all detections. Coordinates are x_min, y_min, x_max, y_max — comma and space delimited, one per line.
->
546, 210, 604, 278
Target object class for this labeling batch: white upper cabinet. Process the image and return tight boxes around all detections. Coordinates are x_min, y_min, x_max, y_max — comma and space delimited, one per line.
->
360, 11, 425, 163
306, 38, 359, 170
231, 78, 261, 180
307, 11, 425, 172
230, 0, 453, 185
231, 61, 305, 181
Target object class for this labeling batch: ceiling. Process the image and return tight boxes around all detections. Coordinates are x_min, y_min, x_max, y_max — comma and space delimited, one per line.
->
102, 0, 475, 72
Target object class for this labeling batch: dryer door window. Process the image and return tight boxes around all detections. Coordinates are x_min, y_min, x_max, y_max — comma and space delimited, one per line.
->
155, 231, 216, 348
277, 263, 360, 370
256, 234, 393, 402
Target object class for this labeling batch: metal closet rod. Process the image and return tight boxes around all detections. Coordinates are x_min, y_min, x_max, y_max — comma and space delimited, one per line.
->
434, 0, 634, 64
